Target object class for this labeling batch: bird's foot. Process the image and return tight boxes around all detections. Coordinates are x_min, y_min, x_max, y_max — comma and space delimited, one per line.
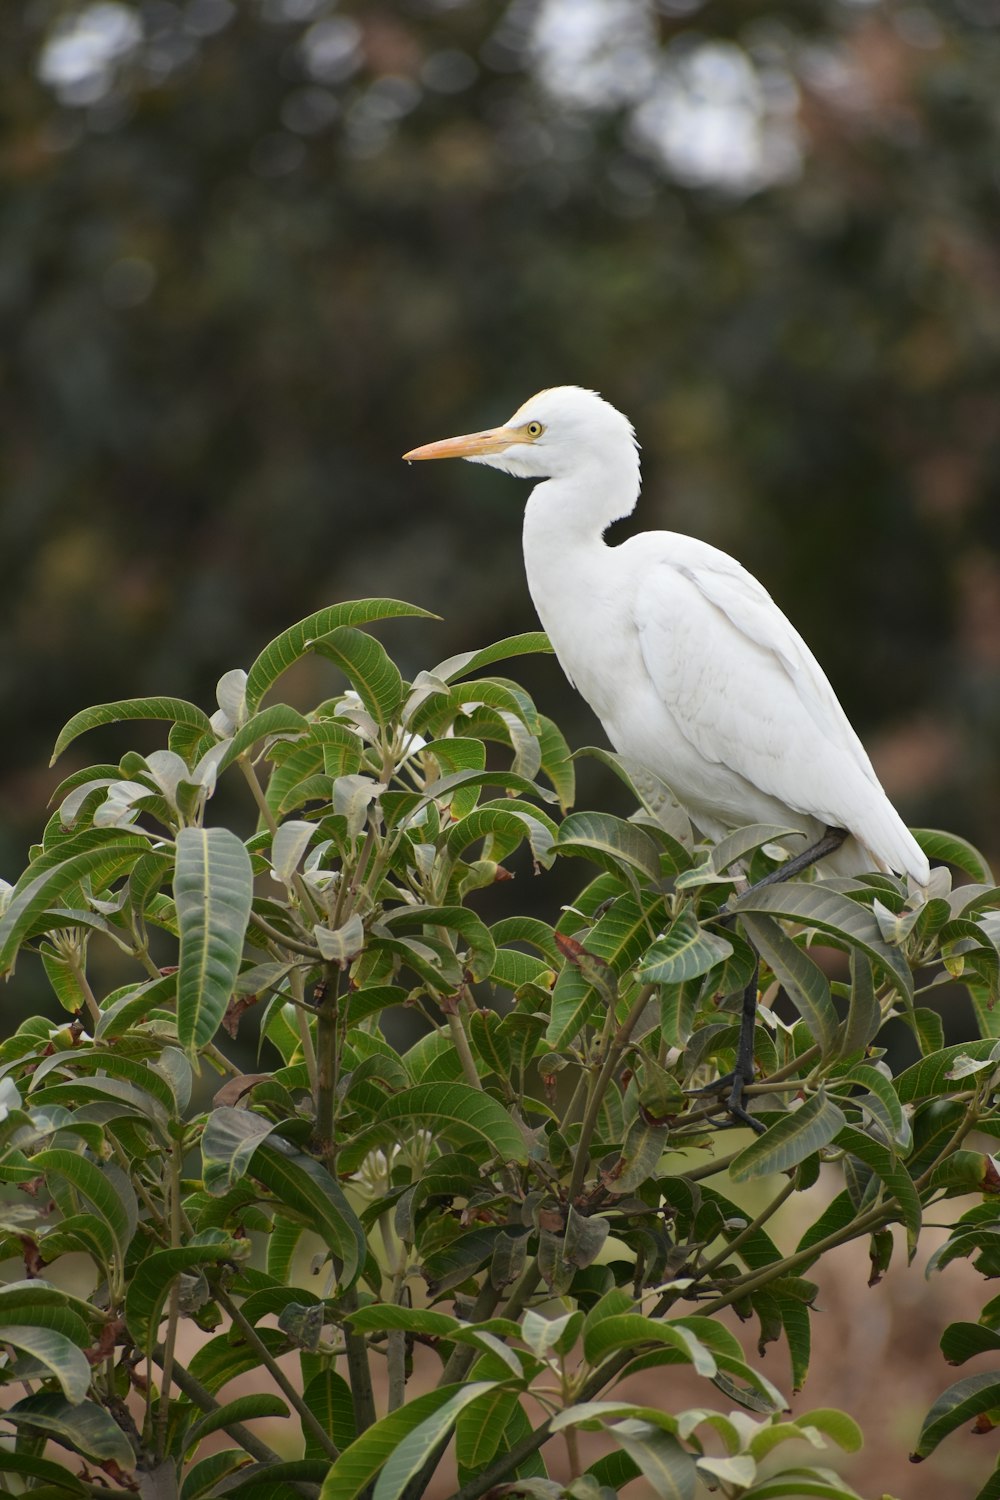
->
686, 1070, 766, 1134
726, 1071, 766, 1134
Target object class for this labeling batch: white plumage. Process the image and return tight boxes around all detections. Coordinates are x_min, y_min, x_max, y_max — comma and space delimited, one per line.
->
405, 385, 929, 887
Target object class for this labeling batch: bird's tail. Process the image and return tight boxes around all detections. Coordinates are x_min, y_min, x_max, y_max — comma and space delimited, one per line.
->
852, 795, 930, 888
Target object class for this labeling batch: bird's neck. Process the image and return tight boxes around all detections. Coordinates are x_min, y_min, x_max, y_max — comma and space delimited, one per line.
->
522, 445, 641, 554
521, 455, 640, 669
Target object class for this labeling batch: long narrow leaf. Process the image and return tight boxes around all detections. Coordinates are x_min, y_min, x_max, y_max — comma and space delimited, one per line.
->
319, 1385, 491, 1500
249, 1138, 365, 1288
372, 1383, 499, 1499
51, 698, 213, 764
312, 626, 404, 727
1, 1394, 135, 1469
0, 1325, 91, 1404
740, 914, 839, 1057
431, 633, 552, 683
912, 1372, 1000, 1460
175, 827, 253, 1056
245, 599, 435, 712
733, 883, 913, 1002
0, 841, 146, 975
730, 1093, 847, 1182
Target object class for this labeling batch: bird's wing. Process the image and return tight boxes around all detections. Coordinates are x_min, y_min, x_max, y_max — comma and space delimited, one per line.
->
629, 535, 883, 825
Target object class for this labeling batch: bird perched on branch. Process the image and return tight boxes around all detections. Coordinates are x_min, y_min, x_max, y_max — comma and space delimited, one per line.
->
404, 384, 929, 890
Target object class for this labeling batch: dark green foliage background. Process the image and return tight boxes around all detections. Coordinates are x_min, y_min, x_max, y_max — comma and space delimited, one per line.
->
3, 1, 999, 859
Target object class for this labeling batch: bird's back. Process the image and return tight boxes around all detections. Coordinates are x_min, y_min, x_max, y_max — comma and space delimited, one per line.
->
539, 527, 928, 884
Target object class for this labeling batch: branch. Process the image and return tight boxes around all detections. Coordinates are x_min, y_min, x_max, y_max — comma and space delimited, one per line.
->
150, 1346, 284, 1466
213, 1284, 340, 1462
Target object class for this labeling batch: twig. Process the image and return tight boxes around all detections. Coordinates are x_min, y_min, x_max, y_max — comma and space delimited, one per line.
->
213, 1284, 340, 1462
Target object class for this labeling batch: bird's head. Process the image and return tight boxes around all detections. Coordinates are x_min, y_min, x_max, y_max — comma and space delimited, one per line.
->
403, 385, 639, 483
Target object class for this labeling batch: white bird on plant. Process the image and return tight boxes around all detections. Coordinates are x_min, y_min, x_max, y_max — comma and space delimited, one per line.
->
404, 385, 929, 1121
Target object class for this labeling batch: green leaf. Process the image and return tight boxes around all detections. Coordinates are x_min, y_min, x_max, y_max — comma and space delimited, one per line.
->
1, 1393, 135, 1469
431, 632, 553, 682
315, 913, 366, 964
841, 950, 880, 1057
303, 1370, 356, 1459
537, 714, 576, 811
584, 1314, 717, 1377
609, 1420, 697, 1500
896, 1040, 999, 1103
51, 698, 213, 765
0, 1282, 99, 1328
730, 1093, 847, 1182
124, 1240, 235, 1354
555, 811, 663, 881
913, 829, 993, 883
34, 1149, 133, 1262
249, 1138, 365, 1289
187, 1327, 289, 1396
940, 1321, 1000, 1366
372, 1382, 501, 1499
37, 1213, 116, 1267
175, 827, 254, 1056
638, 907, 733, 985
246, 599, 436, 713
216, 704, 309, 773
698, 1454, 757, 1488
912, 1371, 1000, 1459
732, 883, 912, 1003
218, 1459, 331, 1498
349, 1306, 461, 1337
740, 1469, 863, 1499
603, 1118, 672, 1194
547, 887, 666, 1050
0, 839, 147, 975
350, 1083, 528, 1168
573, 748, 693, 856
313, 626, 404, 727
381, 905, 496, 983
319, 1384, 493, 1500
455, 1386, 523, 1470
835, 1124, 922, 1255
0, 1325, 91, 1404
187, 1393, 290, 1449
740, 914, 839, 1057
0, 1453, 86, 1494
835, 1065, 910, 1150
181, 1451, 252, 1500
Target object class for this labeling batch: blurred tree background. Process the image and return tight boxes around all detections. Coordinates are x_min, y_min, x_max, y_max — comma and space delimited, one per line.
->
3, 0, 999, 871
3, 7, 1000, 1492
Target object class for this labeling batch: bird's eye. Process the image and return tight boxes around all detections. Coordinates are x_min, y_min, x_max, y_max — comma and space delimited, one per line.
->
525, 421, 544, 438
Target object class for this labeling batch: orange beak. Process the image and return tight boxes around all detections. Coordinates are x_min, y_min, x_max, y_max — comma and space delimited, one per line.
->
403, 426, 520, 462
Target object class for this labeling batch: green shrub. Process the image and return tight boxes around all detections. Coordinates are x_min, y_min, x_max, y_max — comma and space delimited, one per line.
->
0, 599, 997, 1500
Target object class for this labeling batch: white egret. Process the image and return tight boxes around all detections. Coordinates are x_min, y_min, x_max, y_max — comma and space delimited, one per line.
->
404, 385, 929, 1121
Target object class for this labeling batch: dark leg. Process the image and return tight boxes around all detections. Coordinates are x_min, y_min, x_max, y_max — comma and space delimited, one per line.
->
736, 825, 848, 893
725, 952, 762, 1132
689, 826, 848, 1133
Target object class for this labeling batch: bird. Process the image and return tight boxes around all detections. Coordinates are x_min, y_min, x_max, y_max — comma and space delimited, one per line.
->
404, 387, 932, 1132
403, 385, 929, 892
